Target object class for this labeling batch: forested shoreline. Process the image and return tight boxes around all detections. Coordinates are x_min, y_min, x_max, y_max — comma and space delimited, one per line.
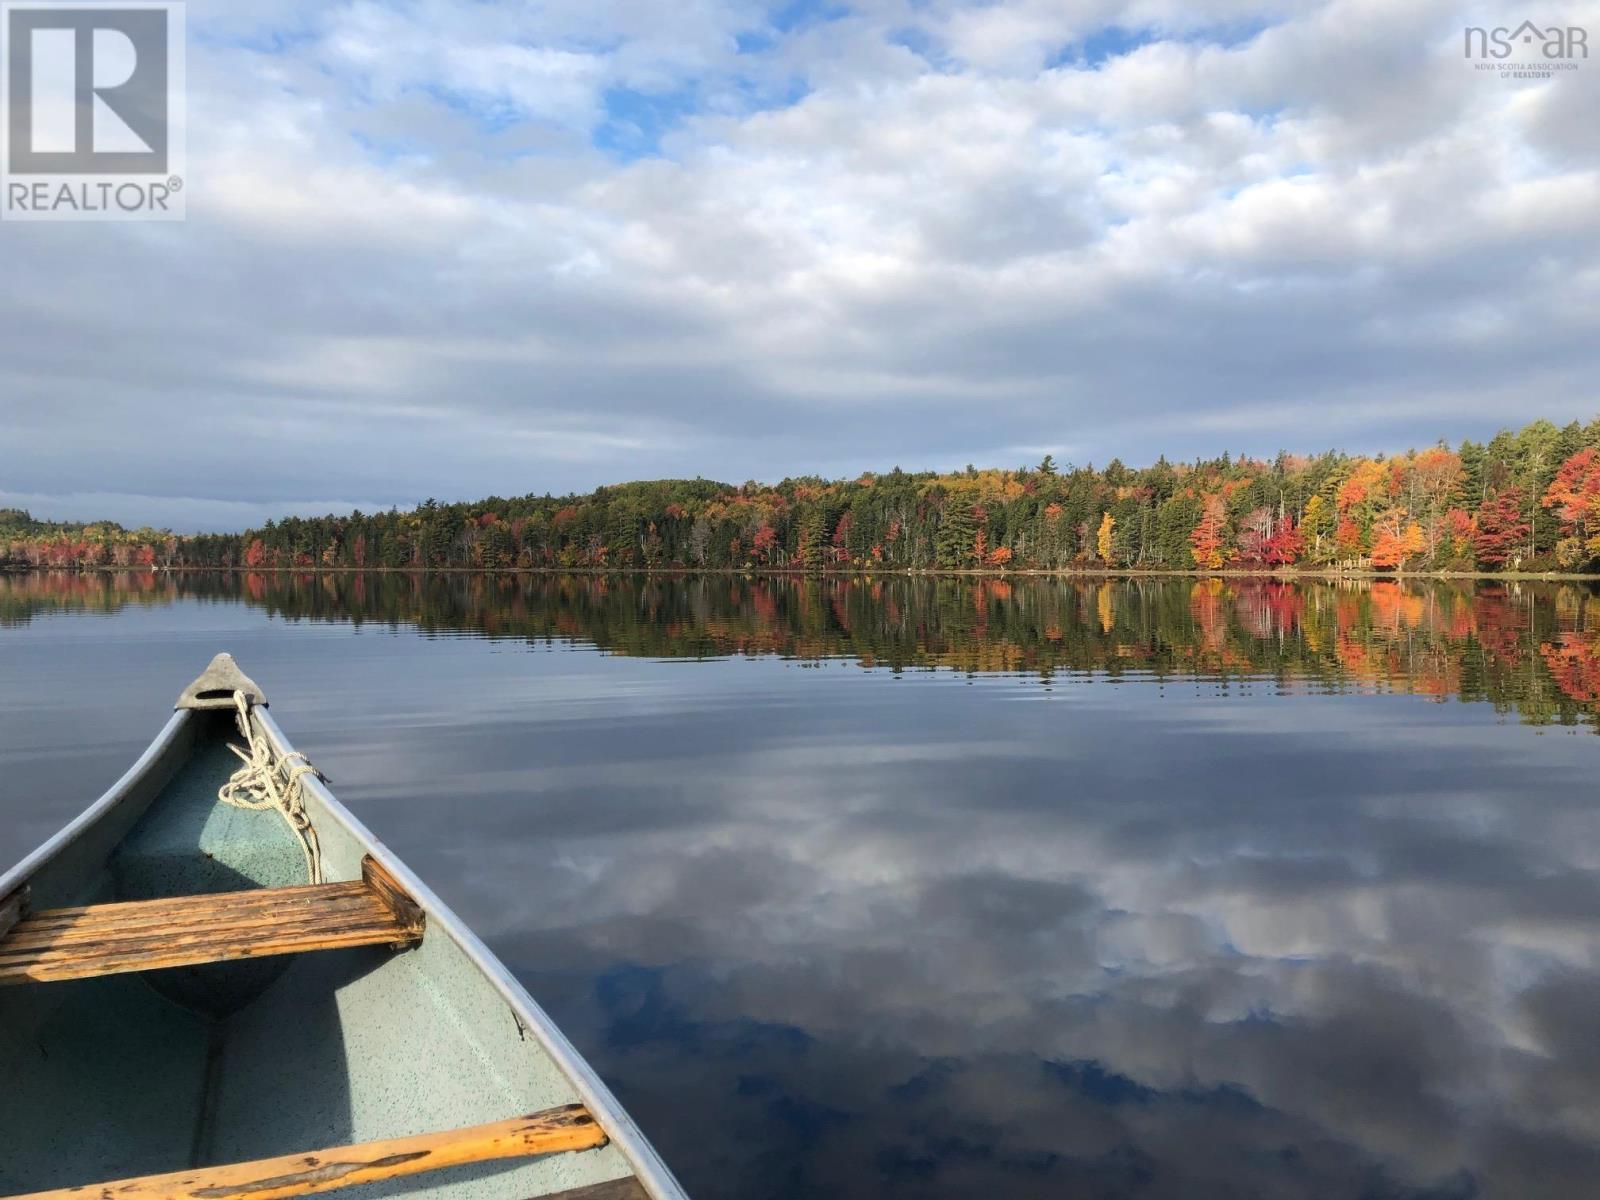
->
8, 414, 1600, 576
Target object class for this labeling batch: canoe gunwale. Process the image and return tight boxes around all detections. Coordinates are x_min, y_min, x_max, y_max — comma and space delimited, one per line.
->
251, 707, 691, 1200
0, 709, 192, 903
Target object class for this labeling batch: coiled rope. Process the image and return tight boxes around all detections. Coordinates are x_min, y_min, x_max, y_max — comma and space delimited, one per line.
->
218, 691, 325, 884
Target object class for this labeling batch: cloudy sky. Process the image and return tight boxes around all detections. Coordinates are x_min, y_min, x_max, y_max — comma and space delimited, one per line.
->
3, 0, 1598, 531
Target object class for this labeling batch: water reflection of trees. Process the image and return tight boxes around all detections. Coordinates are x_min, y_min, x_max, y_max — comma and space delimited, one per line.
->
0, 570, 172, 625
6, 571, 1600, 728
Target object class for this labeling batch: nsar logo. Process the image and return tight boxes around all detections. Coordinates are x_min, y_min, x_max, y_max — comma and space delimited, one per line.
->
1464, 20, 1588, 80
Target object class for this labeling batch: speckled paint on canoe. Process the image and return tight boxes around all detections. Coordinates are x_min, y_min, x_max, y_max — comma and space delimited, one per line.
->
0, 666, 687, 1200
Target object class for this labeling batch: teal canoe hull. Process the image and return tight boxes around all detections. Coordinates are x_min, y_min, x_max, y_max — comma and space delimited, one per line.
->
0, 662, 686, 1200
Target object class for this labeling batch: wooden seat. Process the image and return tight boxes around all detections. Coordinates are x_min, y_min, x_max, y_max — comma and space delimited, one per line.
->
0, 856, 423, 985
548, 1183, 650, 1200
0, 1105, 611, 1200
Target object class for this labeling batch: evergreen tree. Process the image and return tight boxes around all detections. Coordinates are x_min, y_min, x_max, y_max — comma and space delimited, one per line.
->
935, 500, 977, 568
1456, 440, 1484, 508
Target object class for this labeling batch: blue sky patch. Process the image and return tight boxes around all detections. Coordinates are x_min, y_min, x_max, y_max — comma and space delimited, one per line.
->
771, 0, 853, 34
596, 86, 701, 158
1052, 19, 1273, 70
595, 74, 811, 160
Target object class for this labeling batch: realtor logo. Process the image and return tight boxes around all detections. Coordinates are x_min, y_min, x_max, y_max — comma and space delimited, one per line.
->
1, 2, 185, 220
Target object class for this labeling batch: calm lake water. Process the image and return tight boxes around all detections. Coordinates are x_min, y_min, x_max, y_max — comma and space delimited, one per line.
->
6, 571, 1600, 1199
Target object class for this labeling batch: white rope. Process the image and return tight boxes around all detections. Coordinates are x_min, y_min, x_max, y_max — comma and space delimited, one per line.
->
219, 691, 324, 885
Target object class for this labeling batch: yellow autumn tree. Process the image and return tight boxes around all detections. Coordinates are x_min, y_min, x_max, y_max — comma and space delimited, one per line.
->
1097, 512, 1116, 562
1302, 494, 1329, 560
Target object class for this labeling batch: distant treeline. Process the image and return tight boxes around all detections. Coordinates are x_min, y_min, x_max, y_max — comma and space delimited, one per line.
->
7, 414, 1600, 574
0, 509, 180, 570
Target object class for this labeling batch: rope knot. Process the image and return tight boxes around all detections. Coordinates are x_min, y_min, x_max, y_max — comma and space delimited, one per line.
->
218, 692, 324, 884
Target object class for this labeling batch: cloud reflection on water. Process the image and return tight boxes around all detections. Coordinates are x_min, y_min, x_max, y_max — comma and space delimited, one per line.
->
319, 668, 1600, 1199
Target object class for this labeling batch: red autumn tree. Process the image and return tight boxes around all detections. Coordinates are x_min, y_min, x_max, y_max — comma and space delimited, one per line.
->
1235, 506, 1276, 564
1474, 488, 1529, 568
831, 511, 853, 551
1542, 447, 1600, 567
751, 523, 778, 563
1261, 518, 1304, 565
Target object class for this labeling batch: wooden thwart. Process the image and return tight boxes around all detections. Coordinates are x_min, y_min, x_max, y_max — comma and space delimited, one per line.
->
0, 856, 424, 985
2, 1105, 608, 1200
